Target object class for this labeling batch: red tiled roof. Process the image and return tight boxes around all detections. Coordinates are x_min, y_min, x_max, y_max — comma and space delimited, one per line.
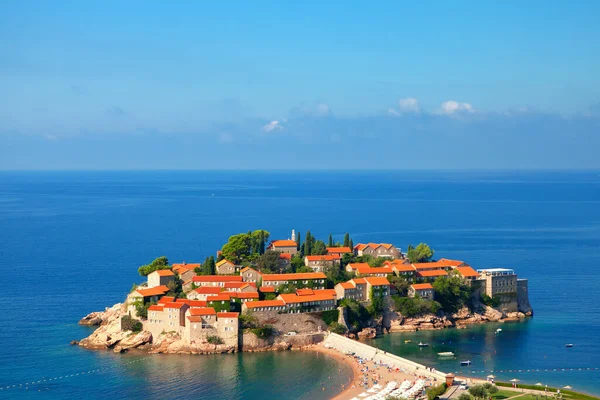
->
262, 272, 326, 281
305, 255, 340, 261
346, 263, 370, 270
206, 294, 231, 302
269, 240, 297, 247
244, 300, 285, 309
411, 283, 433, 290
192, 275, 243, 283
223, 291, 259, 299
152, 269, 174, 277
412, 261, 453, 270
241, 267, 262, 275
327, 247, 352, 254
163, 302, 187, 309
354, 243, 394, 251
352, 278, 367, 284
438, 258, 466, 267
278, 289, 336, 304
364, 277, 391, 286
259, 286, 276, 293
172, 263, 200, 273
135, 285, 169, 297
456, 266, 479, 277
417, 270, 448, 277
217, 312, 239, 318
216, 259, 235, 267
189, 307, 217, 316
356, 266, 393, 275
157, 296, 175, 304
224, 282, 257, 290
187, 316, 202, 322
148, 305, 164, 311
388, 262, 416, 272
338, 282, 355, 289
279, 253, 292, 260
296, 288, 314, 296
194, 287, 222, 294
186, 300, 207, 307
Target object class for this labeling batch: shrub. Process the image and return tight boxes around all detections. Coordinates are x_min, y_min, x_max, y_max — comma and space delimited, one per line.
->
250, 325, 274, 338
481, 294, 501, 308
468, 384, 488, 399
328, 322, 348, 334
239, 313, 258, 329
458, 394, 472, 400
321, 309, 339, 325
483, 383, 498, 394
207, 336, 224, 345
392, 296, 440, 317
121, 315, 143, 332
426, 383, 447, 400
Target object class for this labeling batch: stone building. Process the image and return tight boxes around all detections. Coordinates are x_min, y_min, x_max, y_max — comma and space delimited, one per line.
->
147, 269, 175, 288
476, 268, 519, 312
216, 259, 238, 275
409, 283, 435, 300
353, 243, 401, 258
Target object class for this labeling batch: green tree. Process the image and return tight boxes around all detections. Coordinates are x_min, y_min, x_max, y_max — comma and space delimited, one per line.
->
201, 256, 216, 275
432, 275, 472, 313
251, 229, 270, 255
290, 254, 305, 272
349, 238, 354, 250
407, 243, 434, 263
256, 250, 281, 273
296, 231, 301, 252
328, 234, 334, 247
324, 264, 351, 287
368, 288, 384, 317
343, 233, 350, 248
340, 252, 356, 268
468, 385, 488, 400
304, 231, 313, 256
138, 256, 170, 276
311, 240, 327, 255
388, 275, 410, 296
368, 257, 387, 267
458, 394, 472, 400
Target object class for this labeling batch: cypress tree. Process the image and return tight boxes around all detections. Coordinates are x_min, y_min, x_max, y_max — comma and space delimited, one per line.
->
328, 234, 333, 247
343, 233, 350, 248
296, 231, 301, 251
349, 238, 354, 250
305, 231, 312, 257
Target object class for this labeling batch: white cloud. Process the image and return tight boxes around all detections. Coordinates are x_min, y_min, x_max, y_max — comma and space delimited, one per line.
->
398, 97, 421, 113
262, 120, 283, 132
438, 100, 475, 115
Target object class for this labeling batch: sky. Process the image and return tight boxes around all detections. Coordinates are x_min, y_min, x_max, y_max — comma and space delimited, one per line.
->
1, 1, 599, 170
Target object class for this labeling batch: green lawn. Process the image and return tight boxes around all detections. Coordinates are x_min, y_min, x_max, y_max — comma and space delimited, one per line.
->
492, 390, 520, 400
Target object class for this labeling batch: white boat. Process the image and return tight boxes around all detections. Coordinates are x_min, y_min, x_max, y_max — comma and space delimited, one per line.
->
565, 344, 574, 348
438, 352, 455, 357
418, 342, 429, 347
495, 328, 502, 333
460, 360, 471, 365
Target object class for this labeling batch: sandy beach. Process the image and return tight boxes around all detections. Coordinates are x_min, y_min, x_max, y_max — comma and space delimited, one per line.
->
309, 343, 438, 400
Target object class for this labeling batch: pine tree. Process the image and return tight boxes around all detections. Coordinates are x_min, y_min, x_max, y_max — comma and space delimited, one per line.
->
202, 256, 216, 275
328, 234, 333, 247
349, 238, 354, 250
296, 231, 302, 252
343, 233, 350, 248
305, 231, 312, 257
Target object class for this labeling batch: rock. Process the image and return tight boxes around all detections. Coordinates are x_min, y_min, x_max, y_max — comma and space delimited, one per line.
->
113, 346, 127, 353
357, 327, 377, 340
70, 340, 79, 345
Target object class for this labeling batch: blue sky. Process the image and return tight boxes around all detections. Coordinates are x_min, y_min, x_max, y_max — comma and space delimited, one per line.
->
1, 1, 599, 169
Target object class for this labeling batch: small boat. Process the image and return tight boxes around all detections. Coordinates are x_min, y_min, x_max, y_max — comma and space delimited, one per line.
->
418, 342, 429, 347
495, 328, 502, 333
404, 340, 412, 344
438, 352, 455, 357
565, 344, 574, 348
460, 360, 471, 366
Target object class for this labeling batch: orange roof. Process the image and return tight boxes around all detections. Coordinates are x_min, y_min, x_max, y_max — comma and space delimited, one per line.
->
356, 266, 393, 275
327, 247, 352, 254
346, 262, 370, 270
148, 305, 164, 311
411, 283, 433, 290
262, 272, 326, 281
135, 285, 169, 297
244, 300, 285, 309
189, 307, 217, 316
438, 258, 466, 267
354, 243, 394, 251
278, 289, 336, 304
216, 259, 235, 267
185, 300, 207, 307
296, 288, 314, 296
157, 296, 175, 304
259, 286, 276, 293
412, 261, 453, 270
352, 278, 366, 284
187, 316, 202, 322
217, 312, 239, 318
389, 263, 416, 272
153, 269, 175, 277
163, 302, 187, 309
240, 267, 262, 275
224, 282, 256, 290
192, 275, 243, 283
456, 266, 479, 277
364, 277, 391, 286
224, 291, 259, 299
279, 253, 292, 260
338, 282, 355, 289
417, 270, 448, 277
305, 254, 340, 261
206, 294, 231, 302
194, 287, 222, 294
269, 240, 297, 248
172, 263, 200, 272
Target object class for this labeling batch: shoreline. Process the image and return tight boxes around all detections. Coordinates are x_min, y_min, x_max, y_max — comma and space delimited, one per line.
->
307, 345, 362, 400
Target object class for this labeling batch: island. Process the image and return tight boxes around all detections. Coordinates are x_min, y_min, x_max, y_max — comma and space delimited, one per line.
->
77, 229, 533, 355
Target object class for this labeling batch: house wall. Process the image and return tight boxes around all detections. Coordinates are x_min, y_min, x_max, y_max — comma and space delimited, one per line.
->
217, 318, 239, 347
241, 269, 261, 283
217, 263, 237, 275
148, 273, 174, 289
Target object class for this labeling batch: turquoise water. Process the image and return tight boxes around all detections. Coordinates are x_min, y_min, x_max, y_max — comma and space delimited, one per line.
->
1, 170, 599, 397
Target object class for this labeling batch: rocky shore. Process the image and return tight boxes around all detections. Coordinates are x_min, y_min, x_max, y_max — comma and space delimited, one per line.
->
77, 303, 325, 355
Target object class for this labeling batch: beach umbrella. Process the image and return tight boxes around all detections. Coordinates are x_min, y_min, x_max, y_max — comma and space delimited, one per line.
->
510, 379, 520, 382
535, 383, 543, 386
487, 375, 496, 379
563, 386, 572, 389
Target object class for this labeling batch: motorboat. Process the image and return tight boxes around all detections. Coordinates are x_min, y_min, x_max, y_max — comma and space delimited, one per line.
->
565, 344, 574, 348
404, 340, 412, 344
495, 328, 502, 333
438, 352, 455, 357
460, 360, 471, 365
418, 342, 429, 347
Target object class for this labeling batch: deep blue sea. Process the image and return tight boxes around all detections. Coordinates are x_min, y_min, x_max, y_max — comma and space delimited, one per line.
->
1, 170, 599, 398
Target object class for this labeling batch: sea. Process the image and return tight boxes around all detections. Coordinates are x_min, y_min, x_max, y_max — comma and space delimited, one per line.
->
0, 170, 599, 398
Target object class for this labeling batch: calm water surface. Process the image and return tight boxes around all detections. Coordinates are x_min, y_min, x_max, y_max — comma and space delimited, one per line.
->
0, 170, 599, 397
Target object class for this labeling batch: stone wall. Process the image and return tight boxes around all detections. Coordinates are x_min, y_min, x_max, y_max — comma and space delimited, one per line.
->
252, 311, 328, 334
517, 279, 533, 314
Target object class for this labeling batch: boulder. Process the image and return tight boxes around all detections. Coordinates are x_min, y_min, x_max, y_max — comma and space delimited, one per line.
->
357, 327, 377, 340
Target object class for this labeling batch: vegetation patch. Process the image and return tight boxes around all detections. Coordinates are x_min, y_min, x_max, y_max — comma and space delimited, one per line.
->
207, 335, 224, 345
320, 309, 339, 325
121, 315, 143, 332
426, 383, 447, 400
392, 295, 441, 317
